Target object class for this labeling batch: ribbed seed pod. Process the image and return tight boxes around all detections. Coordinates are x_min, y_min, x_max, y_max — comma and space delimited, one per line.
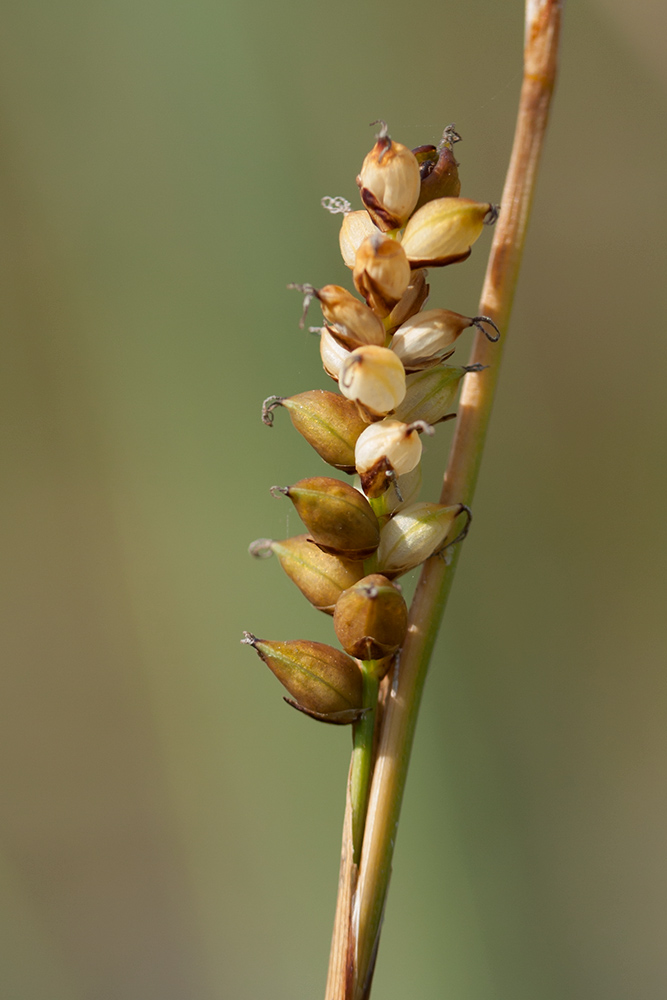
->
392, 310, 500, 371
319, 328, 351, 381
316, 285, 386, 350
413, 129, 461, 210
272, 476, 380, 560
401, 198, 494, 267
339, 210, 378, 269
339, 345, 406, 419
391, 309, 470, 371
394, 365, 468, 424
333, 574, 408, 662
386, 269, 430, 334
249, 535, 365, 614
241, 633, 363, 724
356, 125, 421, 232
353, 233, 411, 317
355, 418, 431, 498
262, 390, 368, 473
376, 501, 463, 577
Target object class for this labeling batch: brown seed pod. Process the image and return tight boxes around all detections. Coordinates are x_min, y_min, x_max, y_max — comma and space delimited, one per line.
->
241, 633, 364, 724
249, 535, 365, 614
333, 574, 408, 661
353, 232, 411, 317
271, 476, 380, 560
262, 390, 368, 473
385, 269, 430, 334
413, 126, 462, 210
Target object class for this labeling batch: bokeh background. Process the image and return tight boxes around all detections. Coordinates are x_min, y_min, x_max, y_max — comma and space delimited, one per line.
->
1, 1, 666, 998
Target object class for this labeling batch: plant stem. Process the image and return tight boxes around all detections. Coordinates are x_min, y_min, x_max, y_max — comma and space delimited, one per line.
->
327, 2, 564, 996
350, 662, 381, 864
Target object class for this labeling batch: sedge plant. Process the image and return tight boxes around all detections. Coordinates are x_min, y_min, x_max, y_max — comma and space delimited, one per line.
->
244, 1, 563, 995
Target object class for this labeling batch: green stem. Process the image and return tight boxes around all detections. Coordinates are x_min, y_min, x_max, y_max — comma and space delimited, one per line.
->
349, 661, 380, 865
351, 3, 564, 996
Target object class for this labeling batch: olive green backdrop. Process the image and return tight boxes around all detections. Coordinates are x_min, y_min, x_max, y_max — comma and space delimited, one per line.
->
1, 1, 666, 998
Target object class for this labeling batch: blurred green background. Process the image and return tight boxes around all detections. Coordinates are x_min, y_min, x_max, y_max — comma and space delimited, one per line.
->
1, 1, 666, 998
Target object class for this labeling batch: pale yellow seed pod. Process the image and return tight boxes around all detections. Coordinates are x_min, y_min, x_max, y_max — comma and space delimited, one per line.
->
339, 210, 378, 268
353, 233, 411, 318
376, 501, 462, 577
316, 285, 385, 350
391, 309, 472, 371
339, 345, 406, 418
355, 419, 424, 477
356, 132, 421, 232
401, 197, 493, 267
319, 328, 351, 381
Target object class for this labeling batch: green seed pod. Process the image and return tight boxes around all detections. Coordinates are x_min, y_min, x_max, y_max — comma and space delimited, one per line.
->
271, 476, 380, 560
376, 501, 464, 577
262, 391, 368, 474
401, 198, 496, 268
394, 364, 486, 425
249, 535, 365, 614
333, 574, 408, 662
241, 633, 363, 724
413, 126, 462, 211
